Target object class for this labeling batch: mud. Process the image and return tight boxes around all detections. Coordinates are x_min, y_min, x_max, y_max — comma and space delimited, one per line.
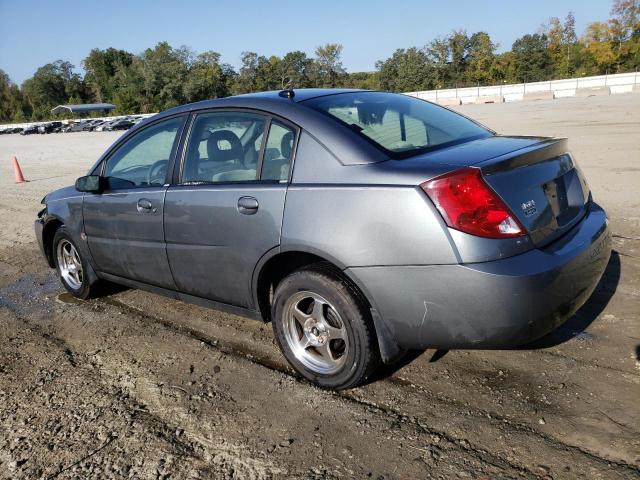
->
0, 95, 639, 479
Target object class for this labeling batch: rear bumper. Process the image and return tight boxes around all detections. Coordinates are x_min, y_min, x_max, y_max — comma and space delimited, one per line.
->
347, 202, 611, 350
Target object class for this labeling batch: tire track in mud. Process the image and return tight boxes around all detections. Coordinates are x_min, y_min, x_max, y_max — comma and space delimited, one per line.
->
93, 295, 640, 478
7, 297, 535, 479
0, 307, 286, 479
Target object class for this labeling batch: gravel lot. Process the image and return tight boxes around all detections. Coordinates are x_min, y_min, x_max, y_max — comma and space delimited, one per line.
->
0, 94, 638, 479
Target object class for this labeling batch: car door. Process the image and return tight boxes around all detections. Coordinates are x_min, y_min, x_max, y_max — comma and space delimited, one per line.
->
164, 110, 298, 308
83, 115, 186, 288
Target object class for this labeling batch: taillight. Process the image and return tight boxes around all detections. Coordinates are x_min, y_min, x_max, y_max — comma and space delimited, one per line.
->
421, 167, 525, 239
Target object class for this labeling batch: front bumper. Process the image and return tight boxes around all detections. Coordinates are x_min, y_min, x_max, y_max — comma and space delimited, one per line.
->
347, 202, 611, 350
34, 212, 55, 268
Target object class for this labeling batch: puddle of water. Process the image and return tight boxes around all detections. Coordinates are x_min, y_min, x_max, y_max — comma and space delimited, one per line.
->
56, 292, 85, 305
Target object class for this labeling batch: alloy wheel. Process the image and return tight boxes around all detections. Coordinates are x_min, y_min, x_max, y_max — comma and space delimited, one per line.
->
56, 239, 83, 290
283, 291, 349, 374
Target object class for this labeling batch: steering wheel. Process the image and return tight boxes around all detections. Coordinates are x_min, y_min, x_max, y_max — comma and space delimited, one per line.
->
147, 160, 168, 185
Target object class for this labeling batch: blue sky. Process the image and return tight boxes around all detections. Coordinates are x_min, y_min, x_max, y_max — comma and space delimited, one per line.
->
0, 0, 611, 84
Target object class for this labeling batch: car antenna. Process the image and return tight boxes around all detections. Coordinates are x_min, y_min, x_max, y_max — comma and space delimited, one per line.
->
279, 79, 295, 99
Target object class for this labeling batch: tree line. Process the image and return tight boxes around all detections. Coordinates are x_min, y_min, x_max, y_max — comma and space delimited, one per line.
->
0, 0, 638, 122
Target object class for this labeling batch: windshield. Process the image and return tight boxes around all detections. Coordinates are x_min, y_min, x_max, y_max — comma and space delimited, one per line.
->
303, 91, 492, 158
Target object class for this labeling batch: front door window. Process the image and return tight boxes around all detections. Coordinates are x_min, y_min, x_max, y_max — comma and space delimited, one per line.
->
104, 117, 183, 188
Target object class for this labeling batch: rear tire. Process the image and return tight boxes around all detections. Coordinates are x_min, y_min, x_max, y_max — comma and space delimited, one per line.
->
53, 227, 102, 300
271, 265, 380, 390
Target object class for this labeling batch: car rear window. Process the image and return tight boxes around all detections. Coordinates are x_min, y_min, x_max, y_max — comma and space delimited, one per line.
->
303, 91, 491, 158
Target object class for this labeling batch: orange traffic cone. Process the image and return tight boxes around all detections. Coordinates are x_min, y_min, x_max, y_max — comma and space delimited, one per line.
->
12, 156, 25, 183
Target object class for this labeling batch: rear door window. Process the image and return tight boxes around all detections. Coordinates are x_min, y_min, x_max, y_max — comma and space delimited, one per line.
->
261, 121, 295, 181
182, 112, 267, 184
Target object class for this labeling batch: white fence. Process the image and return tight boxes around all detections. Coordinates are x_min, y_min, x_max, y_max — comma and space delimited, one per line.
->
405, 71, 640, 105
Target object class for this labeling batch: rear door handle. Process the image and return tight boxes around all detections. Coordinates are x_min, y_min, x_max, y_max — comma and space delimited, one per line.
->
237, 196, 259, 215
137, 198, 157, 213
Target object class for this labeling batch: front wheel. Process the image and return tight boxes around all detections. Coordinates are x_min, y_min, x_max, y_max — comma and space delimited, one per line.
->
271, 266, 380, 390
53, 227, 101, 299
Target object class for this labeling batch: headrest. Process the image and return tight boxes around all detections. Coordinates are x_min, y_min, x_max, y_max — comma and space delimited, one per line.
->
281, 131, 294, 159
207, 130, 242, 162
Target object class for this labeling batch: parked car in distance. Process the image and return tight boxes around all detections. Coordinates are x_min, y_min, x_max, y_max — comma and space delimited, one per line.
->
21, 125, 40, 135
94, 119, 119, 132
83, 119, 107, 131
35, 89, 611, 390
38, 121, 63, 134
105, 119, 134, 131
64, 121, 91, 133
93, 122, 108, 132
0, 126, 24, 134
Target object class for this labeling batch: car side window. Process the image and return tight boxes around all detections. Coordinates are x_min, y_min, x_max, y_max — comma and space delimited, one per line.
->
104, 116, 183, 189
261, 121, 295, 181
182, 112, 267, 184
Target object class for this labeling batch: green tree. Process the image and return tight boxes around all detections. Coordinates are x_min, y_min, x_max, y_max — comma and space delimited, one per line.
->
448, 30, 470, 85
376, 47, 433, 92
511, 34, 552, 82
344, 71, 379, 90
137, 42, 191, 111
609, 0, 640, 70
183, 51, 233, 102
313, 43, 346, 87
0, 69, 26, 122
82, 48, 134, 103
21, 60, 86, 119
581, 21, 618, 73
426, 36, 451, 88
281, 51, 313, 88
546, 12, 578, 77
466, 32, 497, 84
489, 51, 517, 84
234, 51, 261, 94
255, 55, 284, 91
563, 12, 580, 75
112, 60, 146, 114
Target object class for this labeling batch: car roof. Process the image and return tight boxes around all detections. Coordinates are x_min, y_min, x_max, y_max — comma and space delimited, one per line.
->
124, 88, 391, 166
235, 88, 365, 103
153, 88, 366, 118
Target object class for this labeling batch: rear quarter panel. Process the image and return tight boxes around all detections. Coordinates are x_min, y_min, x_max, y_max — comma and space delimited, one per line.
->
284, 131, 457, 267
281, 186, 457, 267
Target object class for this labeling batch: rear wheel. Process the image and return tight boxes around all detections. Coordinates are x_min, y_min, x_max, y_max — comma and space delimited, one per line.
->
272, 265, 380, 389
53, 227, 101, 299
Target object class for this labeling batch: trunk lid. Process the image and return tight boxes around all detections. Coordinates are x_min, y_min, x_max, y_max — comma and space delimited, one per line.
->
405, 135, 590, 247
474, 137, 590, 246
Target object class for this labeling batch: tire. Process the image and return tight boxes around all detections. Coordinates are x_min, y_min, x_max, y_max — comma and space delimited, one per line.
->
271, 264, 380, 390
53, 226, 101, 299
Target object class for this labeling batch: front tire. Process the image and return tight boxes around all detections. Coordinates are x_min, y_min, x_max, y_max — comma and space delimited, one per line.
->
271, 265, 380, 390
53, 227, 101, 299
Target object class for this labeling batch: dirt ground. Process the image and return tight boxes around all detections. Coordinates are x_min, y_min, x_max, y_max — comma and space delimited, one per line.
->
0, 94, 638, 479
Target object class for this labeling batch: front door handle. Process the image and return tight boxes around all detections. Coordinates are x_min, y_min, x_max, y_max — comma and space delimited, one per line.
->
137, 198, 157, 213
237, 196, 259, 215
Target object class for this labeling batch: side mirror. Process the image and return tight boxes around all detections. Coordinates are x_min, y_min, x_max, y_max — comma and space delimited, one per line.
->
75, 175, 102, 193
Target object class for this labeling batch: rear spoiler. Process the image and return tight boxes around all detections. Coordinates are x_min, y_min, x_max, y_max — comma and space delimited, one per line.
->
478, 137, 569, 175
